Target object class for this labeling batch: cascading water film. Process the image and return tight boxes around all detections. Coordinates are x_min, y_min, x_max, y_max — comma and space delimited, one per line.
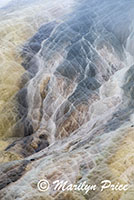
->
0, 0, 134, 199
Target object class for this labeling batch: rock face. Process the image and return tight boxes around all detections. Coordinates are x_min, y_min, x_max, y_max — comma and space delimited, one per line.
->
0, 0, 134, 199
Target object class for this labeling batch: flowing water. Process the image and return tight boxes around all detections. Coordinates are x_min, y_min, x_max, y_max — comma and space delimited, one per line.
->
0, 0, 134, 200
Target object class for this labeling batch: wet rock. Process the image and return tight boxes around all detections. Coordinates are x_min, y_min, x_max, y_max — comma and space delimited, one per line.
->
0, 0, 134, 200
0, 160, 29, 190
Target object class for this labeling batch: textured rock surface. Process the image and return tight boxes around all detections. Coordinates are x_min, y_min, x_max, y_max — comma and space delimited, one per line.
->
0, 0, 134, 199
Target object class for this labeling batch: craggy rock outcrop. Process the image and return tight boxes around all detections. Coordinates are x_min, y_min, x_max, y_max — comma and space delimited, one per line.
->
0, 0, 134, 200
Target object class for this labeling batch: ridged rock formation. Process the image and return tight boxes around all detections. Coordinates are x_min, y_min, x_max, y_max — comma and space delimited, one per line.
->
0, 0, 134, 199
